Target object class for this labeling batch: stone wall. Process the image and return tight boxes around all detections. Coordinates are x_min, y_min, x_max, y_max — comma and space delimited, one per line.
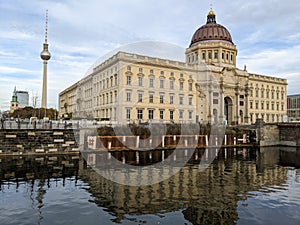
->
278, 123, 300, 146
0, 129, 79, 154
260, 124, 280, 147
259, 123, 300, 147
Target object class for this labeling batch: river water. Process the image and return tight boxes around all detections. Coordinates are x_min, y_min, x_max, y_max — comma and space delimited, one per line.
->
0, 147, 299, 225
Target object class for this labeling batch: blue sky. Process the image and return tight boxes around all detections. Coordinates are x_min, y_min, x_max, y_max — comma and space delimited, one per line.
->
0, 0, 300, 111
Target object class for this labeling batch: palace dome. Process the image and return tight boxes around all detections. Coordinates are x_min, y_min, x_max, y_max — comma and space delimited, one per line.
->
190, 8, 233, 47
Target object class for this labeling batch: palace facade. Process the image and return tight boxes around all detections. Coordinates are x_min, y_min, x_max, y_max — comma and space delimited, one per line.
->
59, 8, 287, 125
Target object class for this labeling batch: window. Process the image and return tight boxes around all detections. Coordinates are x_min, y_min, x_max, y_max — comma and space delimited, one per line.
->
189, 83, 193, 91
180, 73, 184, 78
240, 101, 244, 106
170, 111, 174, 120
256, 102, 259, 109
170, 80, 174, 89
202, 51, 206, 60
170, 95, 174, 104
189, 111, 192, 120
261, 89, 264, 98
272, 91, 274, 99
170, 72, 174, 77
138, 93, 143, 102
126, 109, 131, 119
149, 94, 154, 103
250, 89, 253, 97
267, 102, 269, 110
213, 99, 218, 104
277, 103, 279, 111
160, 110, 164, 120
180, 82, 184, 90
126, 76, 131, 85
179, 96, 184, 105
281, 104, 284, 111
127, 66, 131, 71
138, 77, 143, 86
179, 110, 183, 119
114, 76, 117, 86
189, 97, 192, 105
267, 90, 270, 98
208, 51, 212, 59
149, 78, 154, 88
126, 92, 131, 102
150, 69, 154, 74
250, 102, 253, 109
214, 51, 218, 59
160, 71, 164, 75
139, 68, 143, 73
148, 109, 154, 120
272, 103, 274, 110
256, 89, 259, 98
137, 109, 143, 120
160, 95, 164, 104
160, 79, 164, 88
261, 102, 264, 110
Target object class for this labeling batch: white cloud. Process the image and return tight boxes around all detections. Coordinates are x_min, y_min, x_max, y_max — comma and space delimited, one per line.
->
0, 0, 300, 111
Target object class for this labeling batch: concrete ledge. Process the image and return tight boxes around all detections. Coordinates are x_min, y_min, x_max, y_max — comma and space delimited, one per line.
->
6, 135, 16, 138
54, 139, 64, 143
260, 141, 280, 147
48, 144, 55, 147
16, 145, 23, 148
62, 144, 70, 147
53, 132, 64, 136
49, 148, 58, 152
280, 141, 296, 147
66, 141, 75, 145
28, 132, 35, 136
35, 149, 45, 153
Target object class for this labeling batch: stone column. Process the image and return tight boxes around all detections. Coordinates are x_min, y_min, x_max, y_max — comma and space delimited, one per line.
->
235, 89, 240, 125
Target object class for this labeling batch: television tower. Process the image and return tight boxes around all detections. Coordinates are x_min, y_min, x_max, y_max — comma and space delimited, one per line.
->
40, 9, 51, 108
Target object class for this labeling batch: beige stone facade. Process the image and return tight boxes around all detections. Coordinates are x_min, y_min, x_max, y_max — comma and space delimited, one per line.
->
59, 9, 287, 125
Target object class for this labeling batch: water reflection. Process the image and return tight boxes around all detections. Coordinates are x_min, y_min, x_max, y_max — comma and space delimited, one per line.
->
0, 148, 299, 225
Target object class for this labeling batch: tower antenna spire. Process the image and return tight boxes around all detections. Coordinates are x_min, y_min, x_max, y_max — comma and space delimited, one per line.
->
45, 9, 48, 43
40, 9, 51, 109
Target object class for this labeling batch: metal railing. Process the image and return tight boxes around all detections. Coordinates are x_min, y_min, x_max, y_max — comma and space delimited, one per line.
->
0, 120, 80, 130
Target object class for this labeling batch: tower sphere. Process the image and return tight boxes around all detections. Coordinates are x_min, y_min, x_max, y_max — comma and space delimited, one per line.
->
40, 49, 51, 61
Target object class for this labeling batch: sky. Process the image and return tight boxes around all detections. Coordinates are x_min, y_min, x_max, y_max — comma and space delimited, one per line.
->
0, 0, 300, 112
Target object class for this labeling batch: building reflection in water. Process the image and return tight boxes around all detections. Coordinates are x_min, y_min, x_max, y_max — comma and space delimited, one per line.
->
0, 148, 299, 225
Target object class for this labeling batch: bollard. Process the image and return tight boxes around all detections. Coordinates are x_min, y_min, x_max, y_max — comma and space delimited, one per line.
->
136, 136, 140, 149
205, 135, 208, 146
224, 135, 227, 146
162, 135, 165, 148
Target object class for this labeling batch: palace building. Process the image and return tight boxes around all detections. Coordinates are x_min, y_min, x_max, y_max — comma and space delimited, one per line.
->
59, 8, 287, 125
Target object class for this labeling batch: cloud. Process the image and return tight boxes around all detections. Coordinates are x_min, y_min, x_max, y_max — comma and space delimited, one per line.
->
0, 0, 300, 111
